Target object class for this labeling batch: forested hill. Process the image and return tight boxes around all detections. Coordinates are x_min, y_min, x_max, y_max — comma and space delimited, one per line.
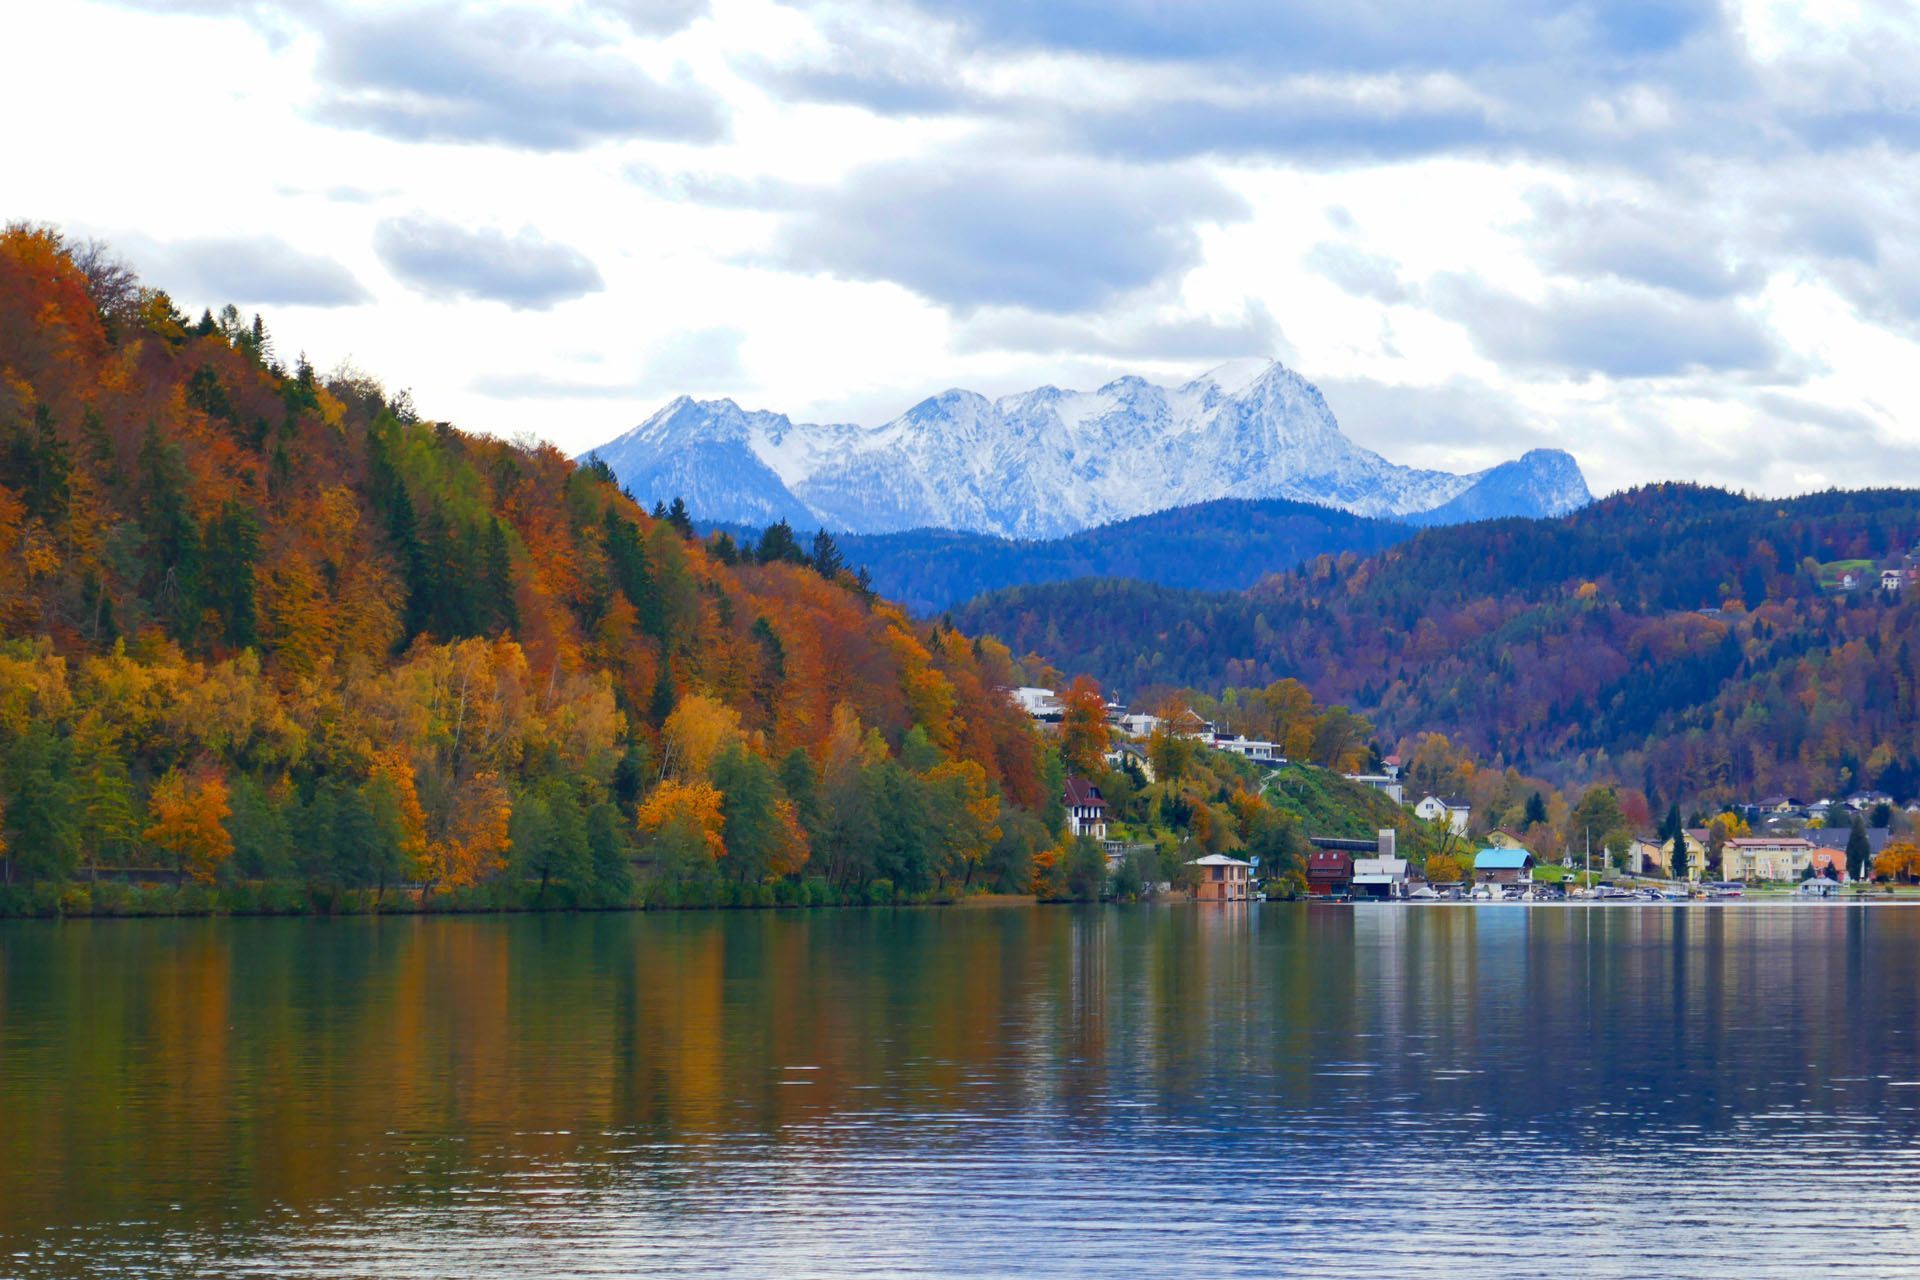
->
0, 225, 1054, 902
736, 498, 1416, 614
954, 484, 1920, 804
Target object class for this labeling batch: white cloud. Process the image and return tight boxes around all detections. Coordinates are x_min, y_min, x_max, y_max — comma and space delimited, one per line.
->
7, 0, 1920, 502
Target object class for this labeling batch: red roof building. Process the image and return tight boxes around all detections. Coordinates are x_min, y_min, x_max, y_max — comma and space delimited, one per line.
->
1306, 850, 1353, 897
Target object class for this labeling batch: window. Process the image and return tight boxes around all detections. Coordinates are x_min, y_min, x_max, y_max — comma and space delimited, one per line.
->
1211, 867, 1223, 881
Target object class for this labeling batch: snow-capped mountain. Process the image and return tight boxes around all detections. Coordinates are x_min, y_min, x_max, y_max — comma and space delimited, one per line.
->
581, 359, 1591, 538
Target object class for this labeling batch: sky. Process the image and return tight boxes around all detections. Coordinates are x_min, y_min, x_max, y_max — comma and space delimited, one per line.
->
6, 0, 1920, 496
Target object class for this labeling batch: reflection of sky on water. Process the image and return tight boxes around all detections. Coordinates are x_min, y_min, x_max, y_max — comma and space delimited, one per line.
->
6, 906, 1920, 1276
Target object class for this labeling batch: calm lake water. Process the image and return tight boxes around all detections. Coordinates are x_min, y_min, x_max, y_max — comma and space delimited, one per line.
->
6, 904, 1920, 1277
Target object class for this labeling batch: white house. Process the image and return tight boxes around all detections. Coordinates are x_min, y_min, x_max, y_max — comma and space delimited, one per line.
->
1414, 794, 1471, 837
1351, 856, 1409, 899
1064, 777, 1108, 840
1113, 711, 1161, 738
1211, 734, 1285, 765
1345, 772, 1405, 803
1009, 687, 1063, 722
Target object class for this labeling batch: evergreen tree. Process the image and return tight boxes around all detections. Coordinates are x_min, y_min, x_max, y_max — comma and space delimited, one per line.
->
1847, 813, 1873, 880
755, 520, 805, 565
1663, 803, 1686, 879
586, 802, 632, 901
666, 496, 695, 538
809, 529, 845, 579
1524, 790, 1549, 827
3, 724, 78, 883
484, 518, 517, 633
203, 499, 261, 649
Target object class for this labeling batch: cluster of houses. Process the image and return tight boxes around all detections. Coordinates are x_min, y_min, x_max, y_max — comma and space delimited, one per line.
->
1012, 683, 1914, 901
1829, 543, 1920, 594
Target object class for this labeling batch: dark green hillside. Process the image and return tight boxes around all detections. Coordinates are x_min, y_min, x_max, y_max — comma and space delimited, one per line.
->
716, 496, 1414, 614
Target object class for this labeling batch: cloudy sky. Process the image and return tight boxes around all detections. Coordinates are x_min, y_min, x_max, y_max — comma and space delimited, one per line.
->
8, 0, 1920, 495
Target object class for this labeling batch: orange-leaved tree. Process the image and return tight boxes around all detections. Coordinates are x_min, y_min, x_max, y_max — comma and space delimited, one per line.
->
143, 769, 233, 883
637, 778, 727, 860
1059, 675, 1108, 777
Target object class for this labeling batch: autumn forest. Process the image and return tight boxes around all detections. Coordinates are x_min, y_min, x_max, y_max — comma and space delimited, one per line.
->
0, 225, 1077, 914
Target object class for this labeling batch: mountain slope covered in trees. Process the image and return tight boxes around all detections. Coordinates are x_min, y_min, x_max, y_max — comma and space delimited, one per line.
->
954, 485, 1920, 806
0, 225, 1064, 907
705, 497, 1416, 614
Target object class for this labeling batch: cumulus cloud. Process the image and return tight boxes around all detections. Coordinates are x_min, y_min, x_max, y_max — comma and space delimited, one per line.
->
1432, 275, 1783, 379
374, 217, 604, 309
122, 234, 369, 307
1529, 194, 1761, 299
766, 156, 1246, 313
311, 5, 724, 149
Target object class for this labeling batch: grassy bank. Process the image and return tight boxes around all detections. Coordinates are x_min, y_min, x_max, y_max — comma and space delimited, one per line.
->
0, 876, 1057, 920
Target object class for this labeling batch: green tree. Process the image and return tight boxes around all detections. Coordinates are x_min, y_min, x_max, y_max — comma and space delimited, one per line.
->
755, 520, 805, 565
809, 529, 845, 578
586, 802, 633, 902
1524, 790, 1549, 828
1847, 813, 1874, 881
509, 784, 590, 901
1662, 803, 1687, 879
3, 724, 78, 882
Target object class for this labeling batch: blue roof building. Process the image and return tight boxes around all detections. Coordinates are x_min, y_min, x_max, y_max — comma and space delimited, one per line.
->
1472, 848, 1536, 883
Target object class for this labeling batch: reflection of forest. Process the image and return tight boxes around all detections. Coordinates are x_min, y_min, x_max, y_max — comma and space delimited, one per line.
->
0, 906, 1914, 1254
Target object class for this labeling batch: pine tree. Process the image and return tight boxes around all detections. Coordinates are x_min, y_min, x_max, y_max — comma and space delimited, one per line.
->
1663, 803, 1686, 879
809, 529, 845, 579
484, 518, 517, 633
666, 496, 695, 538
1847, 813, 1873, 880
1524, 790, 1549, 827
756, 520, 805, 565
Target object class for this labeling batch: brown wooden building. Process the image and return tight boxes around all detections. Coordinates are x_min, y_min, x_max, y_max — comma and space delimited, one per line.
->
1189, 854, 1252, 902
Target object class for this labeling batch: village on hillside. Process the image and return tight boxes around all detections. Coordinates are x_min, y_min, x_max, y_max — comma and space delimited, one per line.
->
1007, 681, 1920, 904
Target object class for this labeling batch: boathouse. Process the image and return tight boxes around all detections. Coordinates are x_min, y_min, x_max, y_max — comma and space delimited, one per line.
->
1351, 856, 1409, 900
1472, 848, 1536, 886
1188, 853, 1252, 902
1306, 849, 1354, 897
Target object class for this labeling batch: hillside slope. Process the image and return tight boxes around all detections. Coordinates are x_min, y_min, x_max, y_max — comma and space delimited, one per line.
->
755, 497, 1417, 614
0, 226, 1047, 903
955, 485, 1920, 804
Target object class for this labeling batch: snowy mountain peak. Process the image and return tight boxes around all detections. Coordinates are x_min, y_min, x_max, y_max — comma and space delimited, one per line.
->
1193, 357, 1278, 396
580, 360, 1591, 539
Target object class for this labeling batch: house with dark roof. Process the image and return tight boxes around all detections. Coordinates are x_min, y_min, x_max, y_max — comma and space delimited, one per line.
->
1414, 794, 1471, 836
1805, 825, 1891, 860
1063, 777, 1108, 840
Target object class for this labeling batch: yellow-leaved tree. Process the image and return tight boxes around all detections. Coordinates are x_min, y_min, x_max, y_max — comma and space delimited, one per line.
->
661, 693, 742, 780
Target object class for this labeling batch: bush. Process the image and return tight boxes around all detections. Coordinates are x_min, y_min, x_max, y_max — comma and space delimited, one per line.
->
868, 878, 896, 905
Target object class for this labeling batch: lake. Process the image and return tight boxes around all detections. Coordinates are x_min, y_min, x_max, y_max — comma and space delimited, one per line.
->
6, 903, 1920, 1277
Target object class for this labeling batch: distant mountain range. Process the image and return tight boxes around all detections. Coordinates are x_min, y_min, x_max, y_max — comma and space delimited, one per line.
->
582, 359, 1592, 538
